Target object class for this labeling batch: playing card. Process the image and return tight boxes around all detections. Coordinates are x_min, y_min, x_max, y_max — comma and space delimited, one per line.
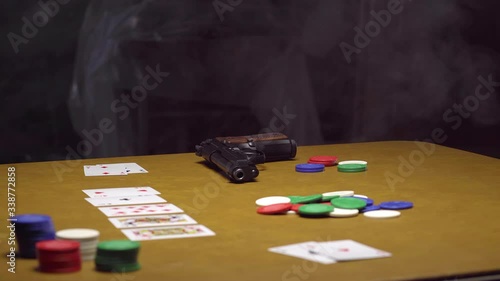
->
85, 195, 166, 207
109, 214, 197, 228
268, 241, 337, 264
98, 203, 184, 217
122, 163, 148, 174
82, 187, 160, 198
84, 164, 127, 176
121, 225, 215, 241
317, 240, 391, 261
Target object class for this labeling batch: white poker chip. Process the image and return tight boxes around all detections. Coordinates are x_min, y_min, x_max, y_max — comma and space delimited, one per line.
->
338, 160, 367, 166
255, 196, 291, 207
363, 210, 401, 218
329, 208, 359, 218
353, 194, 368, 198
286, 210, 297, 215
322, 190, 355, 197
56, 228, 100, 240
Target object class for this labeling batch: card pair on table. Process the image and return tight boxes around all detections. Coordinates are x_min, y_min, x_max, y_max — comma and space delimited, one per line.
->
83, 163, 148, 176
269, 240, 391, 264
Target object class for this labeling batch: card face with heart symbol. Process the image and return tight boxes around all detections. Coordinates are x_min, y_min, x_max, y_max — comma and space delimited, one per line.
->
82, 187, 160, 198
85, 194, 166, 206
98, 204, 183, 217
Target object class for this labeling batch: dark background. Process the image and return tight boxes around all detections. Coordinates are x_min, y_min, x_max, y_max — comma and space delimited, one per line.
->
1, 0, 499, 164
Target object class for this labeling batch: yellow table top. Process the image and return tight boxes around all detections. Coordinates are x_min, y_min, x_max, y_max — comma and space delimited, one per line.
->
1, 141, 500, 281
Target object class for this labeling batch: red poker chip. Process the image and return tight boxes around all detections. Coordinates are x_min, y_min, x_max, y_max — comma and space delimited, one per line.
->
308, 156, 338, 166
291, 204, 305, 212
257, 203, 293, 215
36, 240, 80, 252
38, 264, 81, 273
38, 255, 81, 263
307, 160, 335, 166
38, 252, 81, 262
320, 202, 332, 205
39, 260, 82, 268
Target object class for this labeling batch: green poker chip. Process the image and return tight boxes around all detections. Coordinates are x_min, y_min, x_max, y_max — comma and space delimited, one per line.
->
337, 160, 367, 173
97, 240, 140, 251
298, 204, 334, 216
331, 197, 367, 209
95, 240, 141, 273
321, 195, 340, 202
337, 164, 366, 172
288, 194, 322, 204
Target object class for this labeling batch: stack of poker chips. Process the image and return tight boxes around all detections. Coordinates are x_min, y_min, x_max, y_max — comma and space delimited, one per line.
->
36, 240, 81, 273
56, 228, 100, 261
14, 214, 56, 258
95, 240, 141, 272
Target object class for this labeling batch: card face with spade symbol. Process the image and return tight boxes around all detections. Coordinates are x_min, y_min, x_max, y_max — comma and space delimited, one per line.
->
85, 194, 166, 206
82, 187, 160, 198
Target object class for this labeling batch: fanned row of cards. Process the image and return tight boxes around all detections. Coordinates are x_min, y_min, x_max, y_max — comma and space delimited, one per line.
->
84, 163, 148, 176
82, 186, 215, 241
269, 240, 391, 264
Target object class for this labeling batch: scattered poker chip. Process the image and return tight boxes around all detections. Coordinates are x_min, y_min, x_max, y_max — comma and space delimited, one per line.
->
291, 204, 304, 212
331, 197, 367, 209
347, 196, 374, 206
295, 163, 325, 173
363, 210, 401, 218
379, 201, 413, 210
257, 203, 293, 215
289, 194, 322, 204
255, 196, 291, 207
337, 160, 367, 173
308, 156, 338, 166
298, 204, 334, 216
256, 191, 413, 220
329, 208, 359, 218
322, 190, 354, 199
360, 205, 381, 213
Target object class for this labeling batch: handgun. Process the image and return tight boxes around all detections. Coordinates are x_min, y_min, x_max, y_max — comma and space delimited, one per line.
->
195, 132, 297, 183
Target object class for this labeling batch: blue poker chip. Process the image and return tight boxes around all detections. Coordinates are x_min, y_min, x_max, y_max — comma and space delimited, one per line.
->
12, 214, 56, 258
348, 196, 374, 207
295, 163, 325, 173
379, 201, 413, 210
360, 205, 381, 213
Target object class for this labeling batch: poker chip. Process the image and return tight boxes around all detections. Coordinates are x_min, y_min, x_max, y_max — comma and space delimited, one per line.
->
56, 228, 100, 261
14, 214, 56, 258
291, 204, 304, 212
256, 190, 413, 221
257, 203, 293, 215
307, 156, 338, 166
329, 208, 359, 218
379, 201, 413, 210
255, 196, 291, 207
363, 210, 401, 218
331, 197, 367, 209
36, 240, 81, 273
347, 196, 374, 206
295, 163, 325, 173
322, 190, 355, 200
337, 160, 367, 173
95, 240, 141, 273
298, 204, 334, 216
289, 194, 322, 204
360, 205, 381, 213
